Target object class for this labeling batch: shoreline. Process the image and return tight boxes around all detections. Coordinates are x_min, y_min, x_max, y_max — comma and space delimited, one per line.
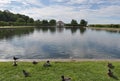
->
0, 26, 35, 29
0, 59, 120, 62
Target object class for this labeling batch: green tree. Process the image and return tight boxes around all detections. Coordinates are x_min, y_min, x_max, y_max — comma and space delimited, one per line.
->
0, 10, 35, 26
15, 18, 25, 26
0, 21, 9, 26
80, 19, 88, 27
42, 20, 49, 26
16, 18, 25, 23
49, 19, 56, 26
71, 19, 78, 26
23, 16, 29, 24
34, 20, 41, 27
27, 18, 34, 23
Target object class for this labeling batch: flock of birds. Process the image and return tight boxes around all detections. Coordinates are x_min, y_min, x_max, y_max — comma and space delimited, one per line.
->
13, 56, 118, 81
13, 56, 71, 81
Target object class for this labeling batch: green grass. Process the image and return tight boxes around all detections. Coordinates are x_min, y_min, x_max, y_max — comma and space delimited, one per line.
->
0, 61, 120, 81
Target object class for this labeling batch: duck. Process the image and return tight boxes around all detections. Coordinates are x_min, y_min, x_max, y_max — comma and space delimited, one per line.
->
13, 61, 17, 66
108, 69, 113, 77
108, 62, 114, 69
32, 61, 38, 65
22, 70, 29, 77
13, 56, 19, 61
43, 60, 51, 67
61, 75, 71, 81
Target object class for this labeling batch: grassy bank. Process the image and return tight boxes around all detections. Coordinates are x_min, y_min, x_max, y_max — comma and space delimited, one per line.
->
0, 61, 120, 81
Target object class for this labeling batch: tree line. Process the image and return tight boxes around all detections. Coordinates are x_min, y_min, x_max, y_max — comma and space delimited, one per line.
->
0, 10, 35, 26
0, 10, 57, 26
66, 19, 87, 27
0, 10, 87, 27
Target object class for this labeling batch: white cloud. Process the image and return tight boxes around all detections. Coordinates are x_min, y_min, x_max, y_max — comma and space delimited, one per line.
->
0, 0, 11, 8
18, 3, 120, 23
23, 0, 44, 7
68, 0, 87, 4
17, 5, 89, 22
0, 0, 11, 4
13, 0, 44, 7
52, 0, 68, 3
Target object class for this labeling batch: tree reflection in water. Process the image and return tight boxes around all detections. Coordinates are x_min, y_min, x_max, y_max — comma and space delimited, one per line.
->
0, 28, 34, 40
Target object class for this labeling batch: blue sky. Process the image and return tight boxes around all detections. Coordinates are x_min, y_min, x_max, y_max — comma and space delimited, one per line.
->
0, 0, 120, 24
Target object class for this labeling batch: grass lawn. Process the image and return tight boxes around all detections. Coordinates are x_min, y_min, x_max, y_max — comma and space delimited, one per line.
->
0, 61, 120, 81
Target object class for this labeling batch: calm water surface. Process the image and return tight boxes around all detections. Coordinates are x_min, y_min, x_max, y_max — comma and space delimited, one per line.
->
0, 27, 120, 59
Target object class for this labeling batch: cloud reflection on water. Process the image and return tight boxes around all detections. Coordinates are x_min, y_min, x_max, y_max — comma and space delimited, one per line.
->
0, 27, 120, 59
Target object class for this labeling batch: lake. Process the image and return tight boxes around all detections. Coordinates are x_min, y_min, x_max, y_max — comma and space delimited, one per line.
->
0, 27, 120, 59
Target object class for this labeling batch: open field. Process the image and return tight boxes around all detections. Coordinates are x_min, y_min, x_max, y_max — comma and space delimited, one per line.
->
0, 60, 120, 81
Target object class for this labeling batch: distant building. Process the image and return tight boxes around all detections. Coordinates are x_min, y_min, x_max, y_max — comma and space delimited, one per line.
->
56, 21, 65, 27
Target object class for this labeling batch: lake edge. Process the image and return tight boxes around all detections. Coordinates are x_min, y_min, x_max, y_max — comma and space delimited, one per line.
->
1, 59, 120, 62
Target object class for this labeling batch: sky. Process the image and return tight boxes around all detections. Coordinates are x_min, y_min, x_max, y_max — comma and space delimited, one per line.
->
0, 0, 120, 24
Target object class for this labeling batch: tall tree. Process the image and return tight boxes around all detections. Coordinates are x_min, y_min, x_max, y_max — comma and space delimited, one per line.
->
49, 19, 56, 26
27, 18, 34, 23
42, 20, 49, 26
80, 19, 88, 27
34, 20, 41, 26
0, 10, 35, 26
16, 18, 25, 23
71, 19, 78, 26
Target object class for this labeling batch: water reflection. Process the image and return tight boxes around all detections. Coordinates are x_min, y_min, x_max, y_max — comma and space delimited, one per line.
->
90, 28, 120, 34
0, 27, 120, 59
0, 27, 87, 40
106, 30, 120, 34
35, 27, 87, 34
0, 28, 34, 40
35, 27, 56, 33
49, 28, 56, 33
65, 27, 86, 34
57, 27, 64, 33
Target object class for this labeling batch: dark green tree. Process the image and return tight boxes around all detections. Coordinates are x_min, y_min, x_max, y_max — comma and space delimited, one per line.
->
42, 20, 49, 26
49, 19, 56, 26
34, 20, 41, 27
16, 18, 25, 23
0, 21, 9, 26
80, 19, 88, 27
27, 18, 34, 23
71, 19, 78, 26
0, 10, 35, 26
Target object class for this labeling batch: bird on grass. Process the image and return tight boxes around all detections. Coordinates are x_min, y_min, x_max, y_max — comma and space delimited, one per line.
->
43, 60, 51, 67
61, 75, 71, 81
108, 62, 114, 69
13, 61, 17, 66
32, 61, 38, 65
108, 69, 113, 77
22, 70, 30, 77
13, 56, 19, 61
